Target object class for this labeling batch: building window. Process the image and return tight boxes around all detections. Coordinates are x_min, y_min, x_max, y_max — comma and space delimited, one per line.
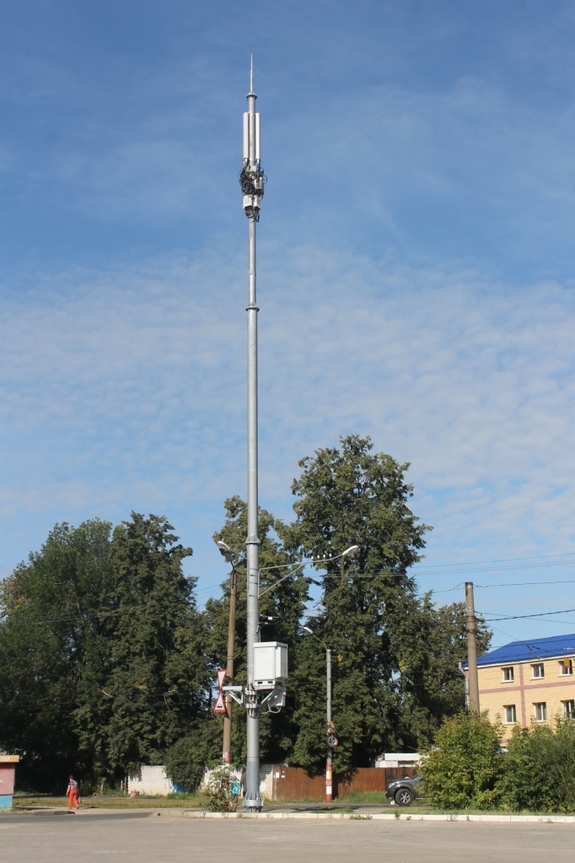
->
562, 700, 575, 719
559, 659, 573, 676
502, 666, 514, 682
504, 705, 517, 724
531, 663, 544, 679
533, 702, 547, 722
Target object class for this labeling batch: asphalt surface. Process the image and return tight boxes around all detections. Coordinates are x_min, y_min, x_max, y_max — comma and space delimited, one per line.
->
1, 811, 575, 863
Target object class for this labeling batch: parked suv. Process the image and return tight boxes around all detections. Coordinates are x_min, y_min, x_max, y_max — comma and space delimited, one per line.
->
385, 775, 422, 806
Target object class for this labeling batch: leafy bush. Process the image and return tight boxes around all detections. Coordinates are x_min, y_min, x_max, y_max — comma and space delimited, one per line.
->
422, 713, 503, 810
198, 767, 236, 812
500, 719, 575, 813
164, 736, 209, 793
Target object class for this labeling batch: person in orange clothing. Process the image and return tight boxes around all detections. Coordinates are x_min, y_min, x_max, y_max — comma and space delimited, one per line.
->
66, 775, 80, 812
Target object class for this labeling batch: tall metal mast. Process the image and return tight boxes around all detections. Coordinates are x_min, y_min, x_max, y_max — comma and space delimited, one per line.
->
240, 57, 265, 811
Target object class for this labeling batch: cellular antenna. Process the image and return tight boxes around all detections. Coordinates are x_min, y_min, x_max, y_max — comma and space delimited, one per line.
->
240, 59, 264, 221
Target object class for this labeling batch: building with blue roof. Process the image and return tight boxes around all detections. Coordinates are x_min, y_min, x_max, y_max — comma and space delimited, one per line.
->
475, 633, 575, 741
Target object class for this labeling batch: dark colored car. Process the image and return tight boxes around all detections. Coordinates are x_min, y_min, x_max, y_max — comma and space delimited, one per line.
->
385, 775, 422, 806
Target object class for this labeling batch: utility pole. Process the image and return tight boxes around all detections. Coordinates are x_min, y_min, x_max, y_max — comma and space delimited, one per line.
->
215, 540, 241, 765
465, 581, 480, 714
304, 627, 337, 803
222, 563, 237, 764
326, 647, 333, 802
241, 58, 265, 812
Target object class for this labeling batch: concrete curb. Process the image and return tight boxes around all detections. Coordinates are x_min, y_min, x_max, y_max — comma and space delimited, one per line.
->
180, 810, 575, 823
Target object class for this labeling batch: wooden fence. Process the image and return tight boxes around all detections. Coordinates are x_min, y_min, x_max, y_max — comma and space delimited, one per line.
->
268, 766, 416, 801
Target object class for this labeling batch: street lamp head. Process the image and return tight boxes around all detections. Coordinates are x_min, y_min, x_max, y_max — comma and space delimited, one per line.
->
215, 540, 234, 563
342, 545, 359, 557
303, 626, 314, 635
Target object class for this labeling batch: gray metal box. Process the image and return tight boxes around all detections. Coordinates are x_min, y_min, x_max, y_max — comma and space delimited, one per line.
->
253, 641, 288, 691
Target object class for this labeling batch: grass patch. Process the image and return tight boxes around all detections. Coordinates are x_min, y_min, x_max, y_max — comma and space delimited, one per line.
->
336, 791, 389, 804
336, 789, 433, 809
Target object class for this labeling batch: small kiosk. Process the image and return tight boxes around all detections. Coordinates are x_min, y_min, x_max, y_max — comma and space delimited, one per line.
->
0, 755, 19, 809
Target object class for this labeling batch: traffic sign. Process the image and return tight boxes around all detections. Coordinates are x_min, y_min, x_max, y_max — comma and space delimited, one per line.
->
213, 692, 226, 714
213, 668, 228, 714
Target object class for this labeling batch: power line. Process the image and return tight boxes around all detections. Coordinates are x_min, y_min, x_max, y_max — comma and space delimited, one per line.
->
414, 551, 575, 569
480, 607, 575, 622
476, 579, 575, 589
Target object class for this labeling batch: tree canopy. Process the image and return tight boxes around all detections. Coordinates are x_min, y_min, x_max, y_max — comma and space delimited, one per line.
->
285, 435, 433, 772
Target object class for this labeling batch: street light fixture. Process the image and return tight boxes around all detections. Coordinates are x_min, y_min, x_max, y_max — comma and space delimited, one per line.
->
303, 626, 335, 803
216, 540, 234, 563
340, 545, 359, 580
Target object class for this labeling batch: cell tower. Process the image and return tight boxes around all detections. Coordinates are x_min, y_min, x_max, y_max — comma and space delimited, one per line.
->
242, 58, 265, 813
216, 60, 287, 813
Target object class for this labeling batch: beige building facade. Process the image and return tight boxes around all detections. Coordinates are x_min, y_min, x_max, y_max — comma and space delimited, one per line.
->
476, 634, 575, 743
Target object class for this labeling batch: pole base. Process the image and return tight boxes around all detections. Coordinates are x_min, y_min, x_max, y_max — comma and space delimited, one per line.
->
243, 793, 263, 813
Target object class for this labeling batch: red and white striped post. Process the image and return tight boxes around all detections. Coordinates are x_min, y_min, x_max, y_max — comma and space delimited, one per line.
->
326, 649, 333, 802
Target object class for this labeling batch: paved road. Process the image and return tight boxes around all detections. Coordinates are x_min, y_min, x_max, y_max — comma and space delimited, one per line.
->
1, 812, 575, 863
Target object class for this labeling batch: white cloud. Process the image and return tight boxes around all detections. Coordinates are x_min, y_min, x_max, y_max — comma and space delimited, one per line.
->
1, 244, 574, 637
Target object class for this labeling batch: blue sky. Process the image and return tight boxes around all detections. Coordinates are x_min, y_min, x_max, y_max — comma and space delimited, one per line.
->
1, 0, 575, 648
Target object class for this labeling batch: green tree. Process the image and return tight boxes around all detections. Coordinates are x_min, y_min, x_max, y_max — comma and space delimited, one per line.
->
422, 713, 503, 810
0, 519, 115, 790
285, 435, 432, 773
101, 513, 210, 778
396, 599, 492, 746
500, 719, 575, 813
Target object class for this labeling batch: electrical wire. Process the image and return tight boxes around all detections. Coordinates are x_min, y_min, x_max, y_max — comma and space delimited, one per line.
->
479, 607, 575, 622
475, 579, 575, 589
413, 551, 575, 569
